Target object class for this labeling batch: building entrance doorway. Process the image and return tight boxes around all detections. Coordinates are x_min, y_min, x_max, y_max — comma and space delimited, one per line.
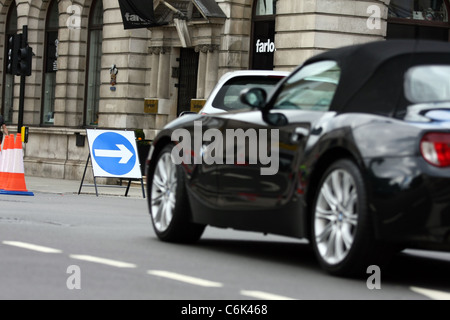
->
250, 0, 277, 70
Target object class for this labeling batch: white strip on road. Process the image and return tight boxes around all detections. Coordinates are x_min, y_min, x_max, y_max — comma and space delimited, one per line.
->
241, 290, 296, 300
147, 270, 223, 288
410, 286, 450, 300
2, 241, 62, 254
70, 255, 137, 269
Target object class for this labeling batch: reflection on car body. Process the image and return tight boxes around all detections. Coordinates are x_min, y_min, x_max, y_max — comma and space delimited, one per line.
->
146, 39, 450, 277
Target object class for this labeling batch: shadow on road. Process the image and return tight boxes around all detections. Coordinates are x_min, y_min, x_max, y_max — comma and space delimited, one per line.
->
146, 233, 450, 293
197, 238, 318, 270
383, 250, 450, 291
195, 238, 450, 290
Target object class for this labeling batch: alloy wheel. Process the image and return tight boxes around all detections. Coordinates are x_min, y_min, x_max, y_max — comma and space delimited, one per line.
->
151, 152, 178, 233
314, 169, 359, 265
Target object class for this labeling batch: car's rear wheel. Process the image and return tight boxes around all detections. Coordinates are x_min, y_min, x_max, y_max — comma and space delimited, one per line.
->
311, 159, 384, 276
149, 144, 205, 243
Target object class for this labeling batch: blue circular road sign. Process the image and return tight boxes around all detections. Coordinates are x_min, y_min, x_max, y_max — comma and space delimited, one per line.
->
92, 132, 137, 176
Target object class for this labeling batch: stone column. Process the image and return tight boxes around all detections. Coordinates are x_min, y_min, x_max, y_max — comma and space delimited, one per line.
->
205, 45, 220, 98
149, 47, 161, 98
98, 3, 150, 130
14, 0, 38, 126
54, 0, 85, 127
216, 0, 252, 75
275, 0, 390, 70
157, 47, 170, 99
196, 49, 207, 99
195, 44, 220, 99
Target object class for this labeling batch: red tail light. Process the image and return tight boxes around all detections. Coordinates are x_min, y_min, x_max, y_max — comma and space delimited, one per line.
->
420, 133, 450, 167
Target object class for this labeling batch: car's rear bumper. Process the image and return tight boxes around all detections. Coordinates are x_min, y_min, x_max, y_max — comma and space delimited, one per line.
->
366, 156, 450, 250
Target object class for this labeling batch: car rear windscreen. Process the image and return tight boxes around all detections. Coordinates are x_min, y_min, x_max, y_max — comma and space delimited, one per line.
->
405, 65, 450, 103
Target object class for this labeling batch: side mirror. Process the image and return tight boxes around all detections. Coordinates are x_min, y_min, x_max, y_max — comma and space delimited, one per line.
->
263, 113, 288, 126
240, 88, 267, 110
240, 87, 288, 126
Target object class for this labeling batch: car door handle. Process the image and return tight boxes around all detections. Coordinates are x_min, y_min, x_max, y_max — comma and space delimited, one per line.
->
291, 127, 309, 143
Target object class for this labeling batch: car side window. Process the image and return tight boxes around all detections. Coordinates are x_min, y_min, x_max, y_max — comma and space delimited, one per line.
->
273, 61, 341, 111
212, 76, 285, 111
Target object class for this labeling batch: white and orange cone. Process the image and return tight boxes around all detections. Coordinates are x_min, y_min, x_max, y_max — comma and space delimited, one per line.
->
0, 138, 2, 186
0, 135, 13, 191
0, 133, 34, 196
0, 137, 2, 184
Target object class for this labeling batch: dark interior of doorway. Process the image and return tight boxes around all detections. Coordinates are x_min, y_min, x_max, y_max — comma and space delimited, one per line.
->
177, 48, 199, 115
251, 20, 275, 70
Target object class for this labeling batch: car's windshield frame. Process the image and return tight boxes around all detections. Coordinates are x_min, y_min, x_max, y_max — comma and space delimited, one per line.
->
271, 60, 341, 112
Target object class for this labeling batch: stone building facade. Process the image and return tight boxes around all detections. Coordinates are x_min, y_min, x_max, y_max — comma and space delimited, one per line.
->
0, 0, 448, 182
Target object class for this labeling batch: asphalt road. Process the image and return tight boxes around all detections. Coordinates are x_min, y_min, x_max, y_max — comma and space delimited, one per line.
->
1, 189, 450, 301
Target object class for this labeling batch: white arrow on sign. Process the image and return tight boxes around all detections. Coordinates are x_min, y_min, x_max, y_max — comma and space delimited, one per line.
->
94, 144, 134, 164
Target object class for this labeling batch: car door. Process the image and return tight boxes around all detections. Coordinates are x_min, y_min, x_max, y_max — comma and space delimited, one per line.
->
215, 60, 341, 225
214, 111, 305, 210
172, 115, 227, 209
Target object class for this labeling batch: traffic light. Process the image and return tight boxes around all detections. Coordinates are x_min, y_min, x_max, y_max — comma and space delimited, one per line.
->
6, 34, 21, 75
6, 34, 32, 76
18, 45, 32, 76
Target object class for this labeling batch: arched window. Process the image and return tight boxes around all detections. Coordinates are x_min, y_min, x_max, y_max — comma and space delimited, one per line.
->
388, 0, 450, 41
85, 0, 103, 127
42, 0, 58, 125
2, 2, 18, 124
250, 0, 277, 70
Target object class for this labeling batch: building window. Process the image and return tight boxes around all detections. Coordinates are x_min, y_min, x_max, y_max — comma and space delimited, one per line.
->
255, 0, 276, 16
42, 0, 58, 125
85, 0, 103, 127
388, 0, 450, 41
389, 0, 448, 21
2, 2, 18, 124
251, 0, 277, 70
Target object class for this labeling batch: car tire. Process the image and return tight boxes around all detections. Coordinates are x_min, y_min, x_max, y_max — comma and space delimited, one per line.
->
311, 159, 388, 277
148, 144, 205, 243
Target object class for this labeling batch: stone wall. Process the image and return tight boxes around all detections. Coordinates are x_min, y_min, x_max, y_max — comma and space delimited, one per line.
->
22, 127, 90, 181
275, 0, 390, 70
217, 0, 252, 78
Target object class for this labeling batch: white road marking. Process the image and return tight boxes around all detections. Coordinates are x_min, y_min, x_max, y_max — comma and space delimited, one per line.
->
410, 286, 450, 300
147, 270, 223, 287
70, 255, 137, 268
240, 290, 297, 300
3, 241, 62, 254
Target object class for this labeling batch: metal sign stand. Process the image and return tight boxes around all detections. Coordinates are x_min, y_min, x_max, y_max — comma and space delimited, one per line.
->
78, 154, 145, 198
78, 128, 146, 198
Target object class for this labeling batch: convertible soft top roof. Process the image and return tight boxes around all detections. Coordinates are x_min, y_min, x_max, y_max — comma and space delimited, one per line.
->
302, 39, 450, 117
306, 39, 450, 67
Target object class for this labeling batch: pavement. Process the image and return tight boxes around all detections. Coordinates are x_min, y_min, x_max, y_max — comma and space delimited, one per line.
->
22, 176, 147, 198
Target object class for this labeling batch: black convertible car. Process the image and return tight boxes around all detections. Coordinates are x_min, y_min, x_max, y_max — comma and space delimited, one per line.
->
145, 39, 450, 276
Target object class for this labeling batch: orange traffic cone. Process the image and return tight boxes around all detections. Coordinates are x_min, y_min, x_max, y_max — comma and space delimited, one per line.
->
0, 135, 13, 190
0, 137, 3, 184
0, 133, 34, 196
0, 137, 3, 187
